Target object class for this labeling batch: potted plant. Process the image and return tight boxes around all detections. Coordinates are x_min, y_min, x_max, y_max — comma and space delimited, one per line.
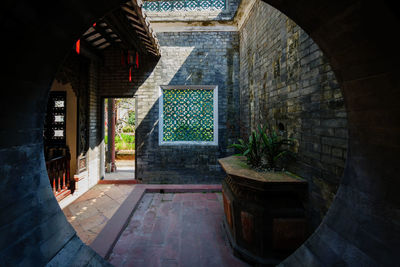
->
219, 125, 307, 264
229, 125, 296, 171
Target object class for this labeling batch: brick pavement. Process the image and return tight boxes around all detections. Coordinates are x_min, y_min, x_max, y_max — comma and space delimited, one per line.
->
63, 184, 136, 244
109, 193, 248, 267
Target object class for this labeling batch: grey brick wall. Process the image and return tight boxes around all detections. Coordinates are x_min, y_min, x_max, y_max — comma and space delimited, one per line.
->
135, 31, 240, 183
239, 1, 348, 229
98, 49, 151, 97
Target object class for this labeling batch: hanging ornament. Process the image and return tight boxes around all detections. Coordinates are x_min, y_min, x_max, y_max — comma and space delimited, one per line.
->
75, 39, 80, 54
136, 52, 139, 69
129, 66, 133, 82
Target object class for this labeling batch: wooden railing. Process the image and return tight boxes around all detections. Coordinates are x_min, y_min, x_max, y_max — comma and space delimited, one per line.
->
46, 155, 74, 201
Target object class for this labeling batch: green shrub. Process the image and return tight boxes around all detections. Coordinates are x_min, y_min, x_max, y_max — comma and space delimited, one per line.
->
105, 134, 135, 150
128, 111, 135, 126
121, 133, 135, 143
122, 126, 134, 133
117, 133, 135, 150
262, 127, 296, 170
230, 125, 296, 170
230, 128, 263, 168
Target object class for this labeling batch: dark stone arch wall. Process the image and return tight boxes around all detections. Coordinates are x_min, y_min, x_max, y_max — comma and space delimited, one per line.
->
260, 1, 400, 265
0, 1, 123, 266
0, 0, 399, 266
239, 1, 348, 231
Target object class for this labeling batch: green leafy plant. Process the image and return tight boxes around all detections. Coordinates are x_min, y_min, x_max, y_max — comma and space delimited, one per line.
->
107, 133, 135, 150
230, 125, 296, 170
122, 125, 134, 133
121, 133, 135, 144
261, 128, 296, 170
128, 111, 135, 126
230, 126, 264, 168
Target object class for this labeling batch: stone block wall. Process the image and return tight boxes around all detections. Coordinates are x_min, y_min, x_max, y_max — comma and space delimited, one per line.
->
239, 0, 348, 229
133, 31, 240, 183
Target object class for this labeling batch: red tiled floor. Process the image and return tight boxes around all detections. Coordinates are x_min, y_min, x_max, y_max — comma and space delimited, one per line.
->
108, 193, 249, 267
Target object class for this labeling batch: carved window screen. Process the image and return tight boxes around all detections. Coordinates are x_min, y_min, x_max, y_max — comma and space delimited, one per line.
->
144, 0, 226, 12
44, 91, 67, 146
159, 85, 218, 146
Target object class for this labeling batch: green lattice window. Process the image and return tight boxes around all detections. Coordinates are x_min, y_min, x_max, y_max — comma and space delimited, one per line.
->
159, 85, 218, 145
143, 0, 226, 12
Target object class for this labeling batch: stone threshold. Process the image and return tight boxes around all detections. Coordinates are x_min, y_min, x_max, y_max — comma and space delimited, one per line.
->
90, 184, 222, 259
98, 179, 139, 185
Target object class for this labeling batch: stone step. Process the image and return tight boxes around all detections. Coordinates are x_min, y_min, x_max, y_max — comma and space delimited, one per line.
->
56, 188, 71, 202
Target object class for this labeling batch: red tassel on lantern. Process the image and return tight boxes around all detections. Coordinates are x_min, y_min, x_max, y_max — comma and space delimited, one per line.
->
129, 67, 132, 82
136, 52, 139, 68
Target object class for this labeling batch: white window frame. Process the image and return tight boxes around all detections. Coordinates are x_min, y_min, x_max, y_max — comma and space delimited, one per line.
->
159, 85, 218, 146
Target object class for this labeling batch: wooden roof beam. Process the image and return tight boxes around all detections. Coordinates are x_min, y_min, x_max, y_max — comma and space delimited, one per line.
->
106, 9, 152, 56
125, 0, 160, 56
93, 21, 126, 49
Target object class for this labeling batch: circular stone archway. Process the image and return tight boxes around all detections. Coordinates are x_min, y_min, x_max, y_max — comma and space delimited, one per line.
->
0, 0, 399, 265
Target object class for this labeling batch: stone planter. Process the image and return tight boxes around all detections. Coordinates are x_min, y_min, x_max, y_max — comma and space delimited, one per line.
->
218, 156, 308, 265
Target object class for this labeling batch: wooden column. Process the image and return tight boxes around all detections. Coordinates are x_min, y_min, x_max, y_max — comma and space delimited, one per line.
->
107, 99, 116, 172
111, 99, 116, 172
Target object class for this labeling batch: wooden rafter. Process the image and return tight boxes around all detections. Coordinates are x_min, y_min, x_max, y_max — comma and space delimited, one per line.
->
124, 1, 160, 56
93, 22, 121, 47
105, 11, 146, 54
79, 0, 160, 57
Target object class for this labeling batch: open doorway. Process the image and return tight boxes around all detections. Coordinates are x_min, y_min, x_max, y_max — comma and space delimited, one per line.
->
103, 97, 136, 181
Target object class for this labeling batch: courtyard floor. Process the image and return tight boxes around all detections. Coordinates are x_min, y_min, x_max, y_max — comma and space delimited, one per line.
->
63, 184, 136, 244
109, 192, 248, 267
63, 185, 248, 266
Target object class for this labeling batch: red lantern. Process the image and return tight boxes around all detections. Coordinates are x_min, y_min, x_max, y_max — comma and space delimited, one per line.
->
75, 39, 80, 54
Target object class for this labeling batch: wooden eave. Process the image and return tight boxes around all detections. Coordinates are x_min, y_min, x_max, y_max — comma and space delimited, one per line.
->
81, 0, 160, 57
